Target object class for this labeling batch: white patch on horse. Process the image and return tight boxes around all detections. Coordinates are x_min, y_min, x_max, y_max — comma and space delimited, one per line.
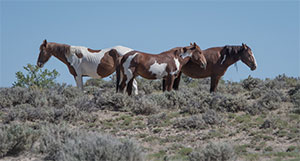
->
170, 58, 180, 75
112, 46, 134, 56
132, 79, 138, 95
252, 53, 257, 67
149, 61, 168, 79
68, 46, 134, 79
221, 54, 227, 65
180, 52, 192, 59
123, 53, 139, 84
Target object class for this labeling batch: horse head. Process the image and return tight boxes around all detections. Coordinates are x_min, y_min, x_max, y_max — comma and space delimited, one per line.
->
240, 43, 257, 71
37, 39, 52, 68
185, 42, 207, 69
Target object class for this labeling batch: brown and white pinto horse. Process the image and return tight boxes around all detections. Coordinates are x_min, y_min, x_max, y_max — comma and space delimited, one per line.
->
117, 43, 207, 95
170, 43, 257, 92
37, 39, 138, 92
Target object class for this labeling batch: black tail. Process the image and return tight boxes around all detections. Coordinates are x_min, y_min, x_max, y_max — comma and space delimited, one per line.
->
116, 58, 121, 93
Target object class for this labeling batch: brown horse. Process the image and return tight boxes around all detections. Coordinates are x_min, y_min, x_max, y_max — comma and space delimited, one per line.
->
117, 43, 207, 95
170, 43, 257, 92
37, 39, 138, 92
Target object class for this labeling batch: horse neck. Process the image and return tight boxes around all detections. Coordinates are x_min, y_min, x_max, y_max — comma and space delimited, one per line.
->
224, 56, 240, 67
222, 46, 242, 67
47, 43, 71, 65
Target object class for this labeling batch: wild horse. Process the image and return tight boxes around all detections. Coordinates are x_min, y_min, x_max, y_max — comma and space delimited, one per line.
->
37, 39, 138, 93
117, 43, 207, 95
169, 43, 257, 92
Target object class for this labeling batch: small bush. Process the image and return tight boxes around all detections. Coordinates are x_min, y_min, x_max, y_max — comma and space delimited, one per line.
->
242, 75, 263, 91
250, 89, 288, 114
136, 78, 161, 94
13, 64, 59, 89
289, 85, 300, 114
209, 93, 249, 113
38, 124, 144, 161
0, 123, 38, 157
131, 96, 158, 115
174, 115, 206, 130
202, 109, 222, 125
93, 91, 133, 111
85, 76, 115, 89
147, 113, 167, 126
189, 142, 236, 161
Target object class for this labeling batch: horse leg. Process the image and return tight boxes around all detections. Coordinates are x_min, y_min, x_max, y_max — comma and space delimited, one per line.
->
162, 79, 166, 91
75, 75, 83, 91
165, 75, 175, 91
132, 79, 138, 95
173, 71, 182, 90
119, 74, 127, 93
124, 66, 136, 95
126, 77, 135, 96
210, 75, 221, 93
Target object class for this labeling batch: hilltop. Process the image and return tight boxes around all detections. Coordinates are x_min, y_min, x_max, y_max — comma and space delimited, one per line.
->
0, 74, 299, 161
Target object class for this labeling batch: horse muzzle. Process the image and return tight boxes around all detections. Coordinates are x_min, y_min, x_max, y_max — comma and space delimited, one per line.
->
251, 65, 256, 71
37, 62, 44, 68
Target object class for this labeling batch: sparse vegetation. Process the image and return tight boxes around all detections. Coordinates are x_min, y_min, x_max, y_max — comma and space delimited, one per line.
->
1, 73, 299, 160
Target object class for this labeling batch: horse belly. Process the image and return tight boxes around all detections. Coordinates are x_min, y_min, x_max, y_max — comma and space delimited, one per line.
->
138, 71, 157, 80
182, 63, 211, 78
80, 62, 102, 79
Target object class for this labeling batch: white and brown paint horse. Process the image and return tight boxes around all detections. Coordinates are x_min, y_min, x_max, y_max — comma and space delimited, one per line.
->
117, 43, 207, 95
37, 39, 138, 93
171, 43, 257, 92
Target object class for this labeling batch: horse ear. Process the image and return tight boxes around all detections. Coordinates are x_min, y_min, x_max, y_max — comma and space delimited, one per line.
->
242, 43, 247, 49
43, 39, 47, 47
190, 42, 193, 46
193, 42, 200, 50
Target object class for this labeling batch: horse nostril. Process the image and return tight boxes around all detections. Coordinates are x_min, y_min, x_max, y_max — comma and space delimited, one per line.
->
37, 62, 43, 68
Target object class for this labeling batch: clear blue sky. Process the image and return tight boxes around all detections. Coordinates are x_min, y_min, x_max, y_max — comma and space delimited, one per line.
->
1, 1, 299, 87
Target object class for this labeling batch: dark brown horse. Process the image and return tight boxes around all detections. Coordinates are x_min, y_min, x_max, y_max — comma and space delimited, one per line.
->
37, 39, 138, 92
170, 43, 257, 92
117, 43, 207, 95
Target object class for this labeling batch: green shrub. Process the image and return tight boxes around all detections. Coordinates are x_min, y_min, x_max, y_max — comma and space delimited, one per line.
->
13, 64, 59, 89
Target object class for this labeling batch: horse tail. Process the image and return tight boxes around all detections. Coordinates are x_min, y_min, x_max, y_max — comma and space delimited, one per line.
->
116, 56, 122, 93
108, 49, 121, 92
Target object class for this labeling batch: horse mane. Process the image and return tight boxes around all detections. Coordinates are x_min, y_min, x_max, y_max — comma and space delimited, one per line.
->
220, 45, 243, 65
47, 42, 71, 57
222, 45, 243, 56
